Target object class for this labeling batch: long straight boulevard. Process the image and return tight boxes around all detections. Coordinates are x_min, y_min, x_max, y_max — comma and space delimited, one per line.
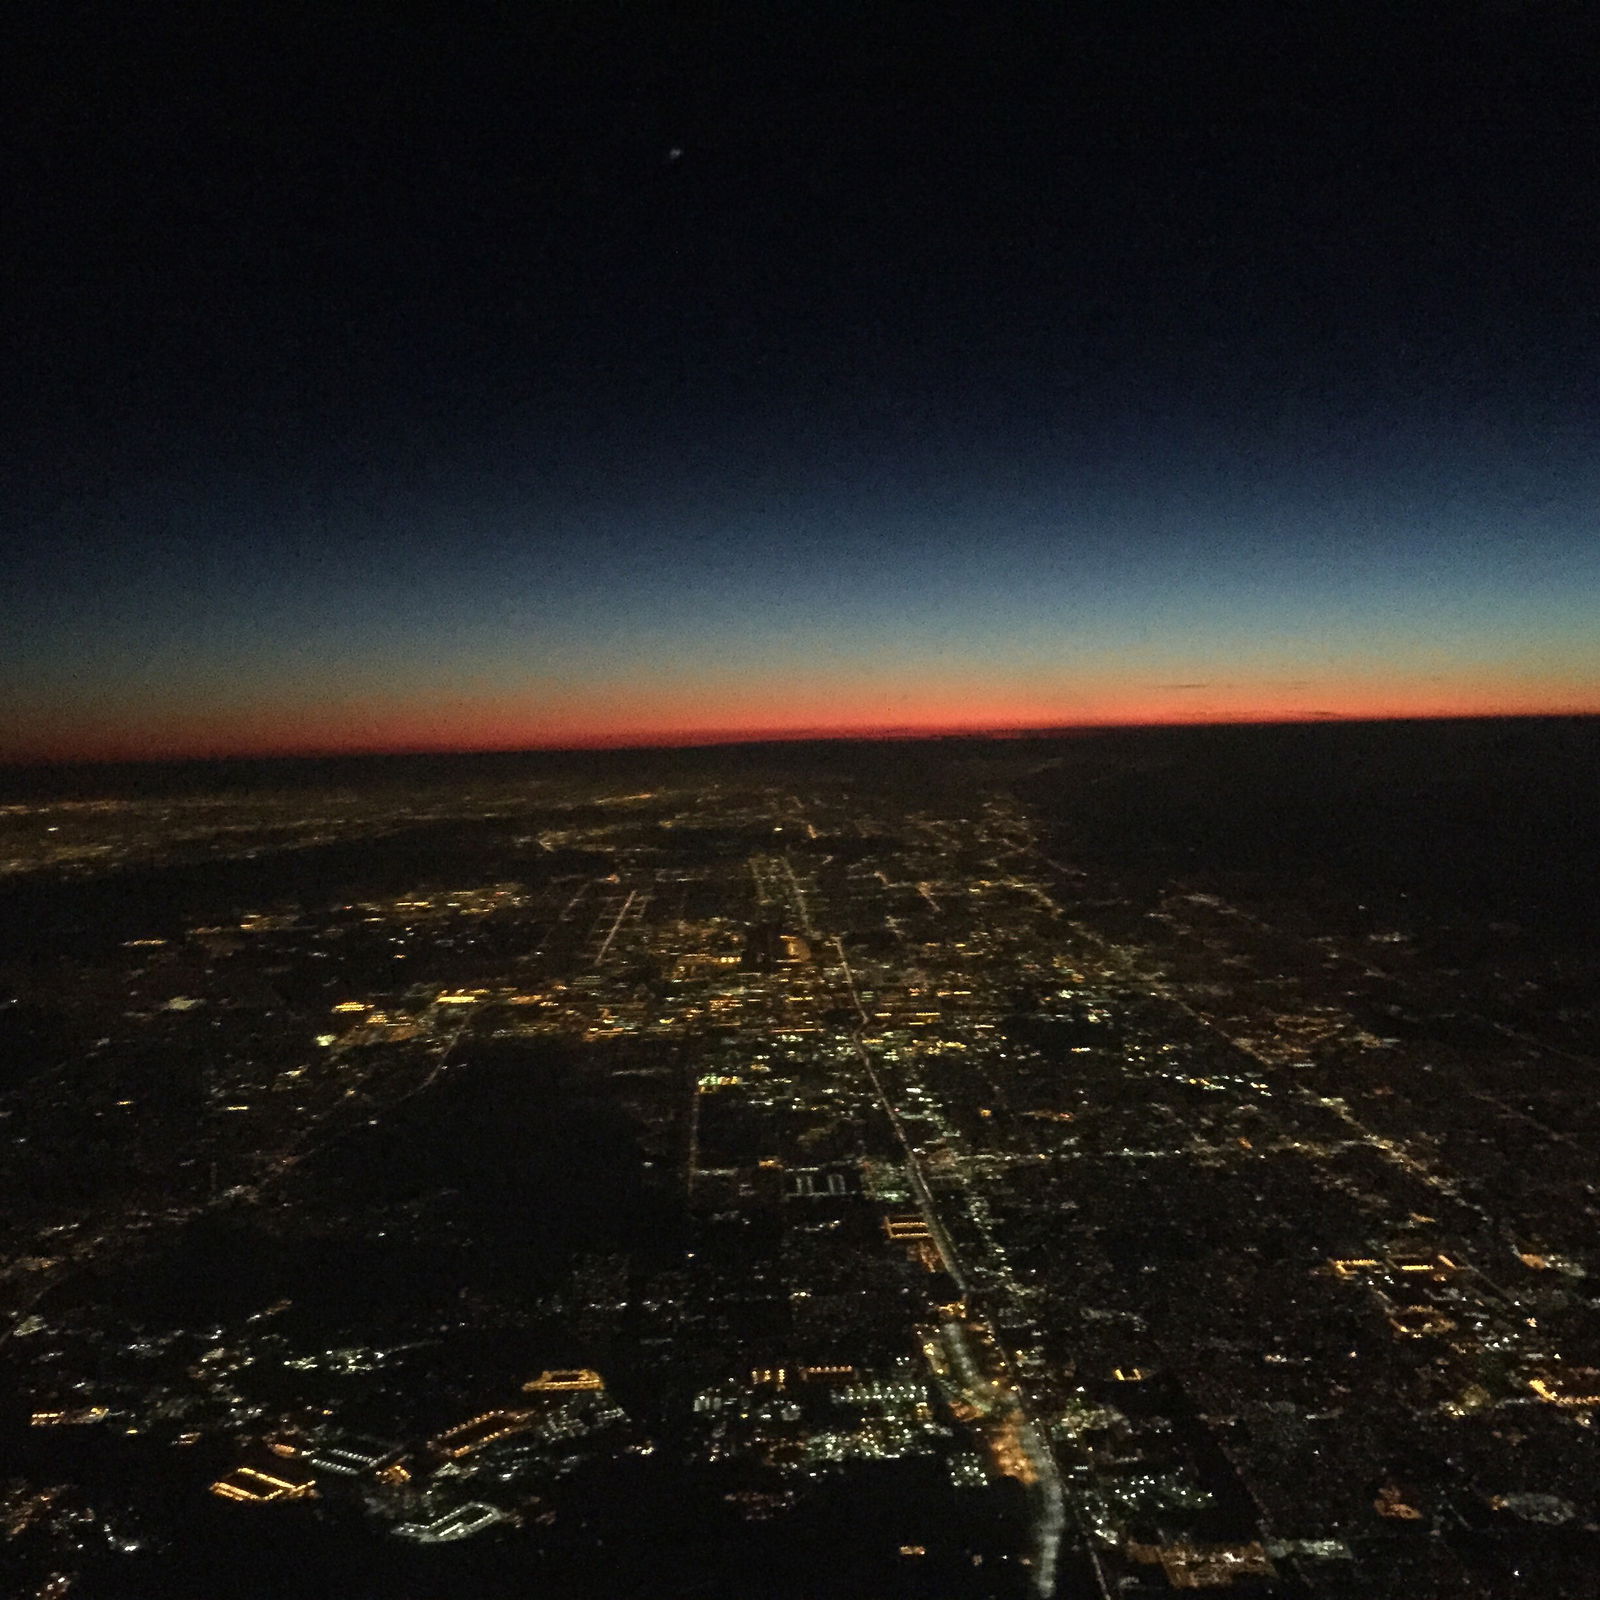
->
830, 930, 1072, 1597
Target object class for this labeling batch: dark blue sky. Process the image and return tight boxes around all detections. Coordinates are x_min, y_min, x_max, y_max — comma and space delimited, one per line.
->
7, 1, 1598, 757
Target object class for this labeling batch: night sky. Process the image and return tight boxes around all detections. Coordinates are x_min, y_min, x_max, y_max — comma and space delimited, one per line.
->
8, 1, 1599, 761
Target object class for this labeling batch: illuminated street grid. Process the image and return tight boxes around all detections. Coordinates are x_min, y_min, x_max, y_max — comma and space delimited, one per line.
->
2, 776, 1598, 1596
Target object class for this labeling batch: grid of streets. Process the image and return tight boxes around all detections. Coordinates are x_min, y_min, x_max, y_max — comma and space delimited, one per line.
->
2, 772, 1599, 1598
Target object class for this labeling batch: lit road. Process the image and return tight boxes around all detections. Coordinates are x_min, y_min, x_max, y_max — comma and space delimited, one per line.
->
830, 934, 1068, 1597
592, 887, 641, 966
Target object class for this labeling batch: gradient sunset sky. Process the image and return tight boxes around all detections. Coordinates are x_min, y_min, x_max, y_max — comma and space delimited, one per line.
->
8, 3, 1598, 762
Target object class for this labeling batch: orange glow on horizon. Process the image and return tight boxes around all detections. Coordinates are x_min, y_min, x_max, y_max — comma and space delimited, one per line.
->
8, 679, 1599, 766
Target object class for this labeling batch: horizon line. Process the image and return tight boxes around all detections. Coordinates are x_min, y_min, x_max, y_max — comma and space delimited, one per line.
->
6, 708, 1597, 773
